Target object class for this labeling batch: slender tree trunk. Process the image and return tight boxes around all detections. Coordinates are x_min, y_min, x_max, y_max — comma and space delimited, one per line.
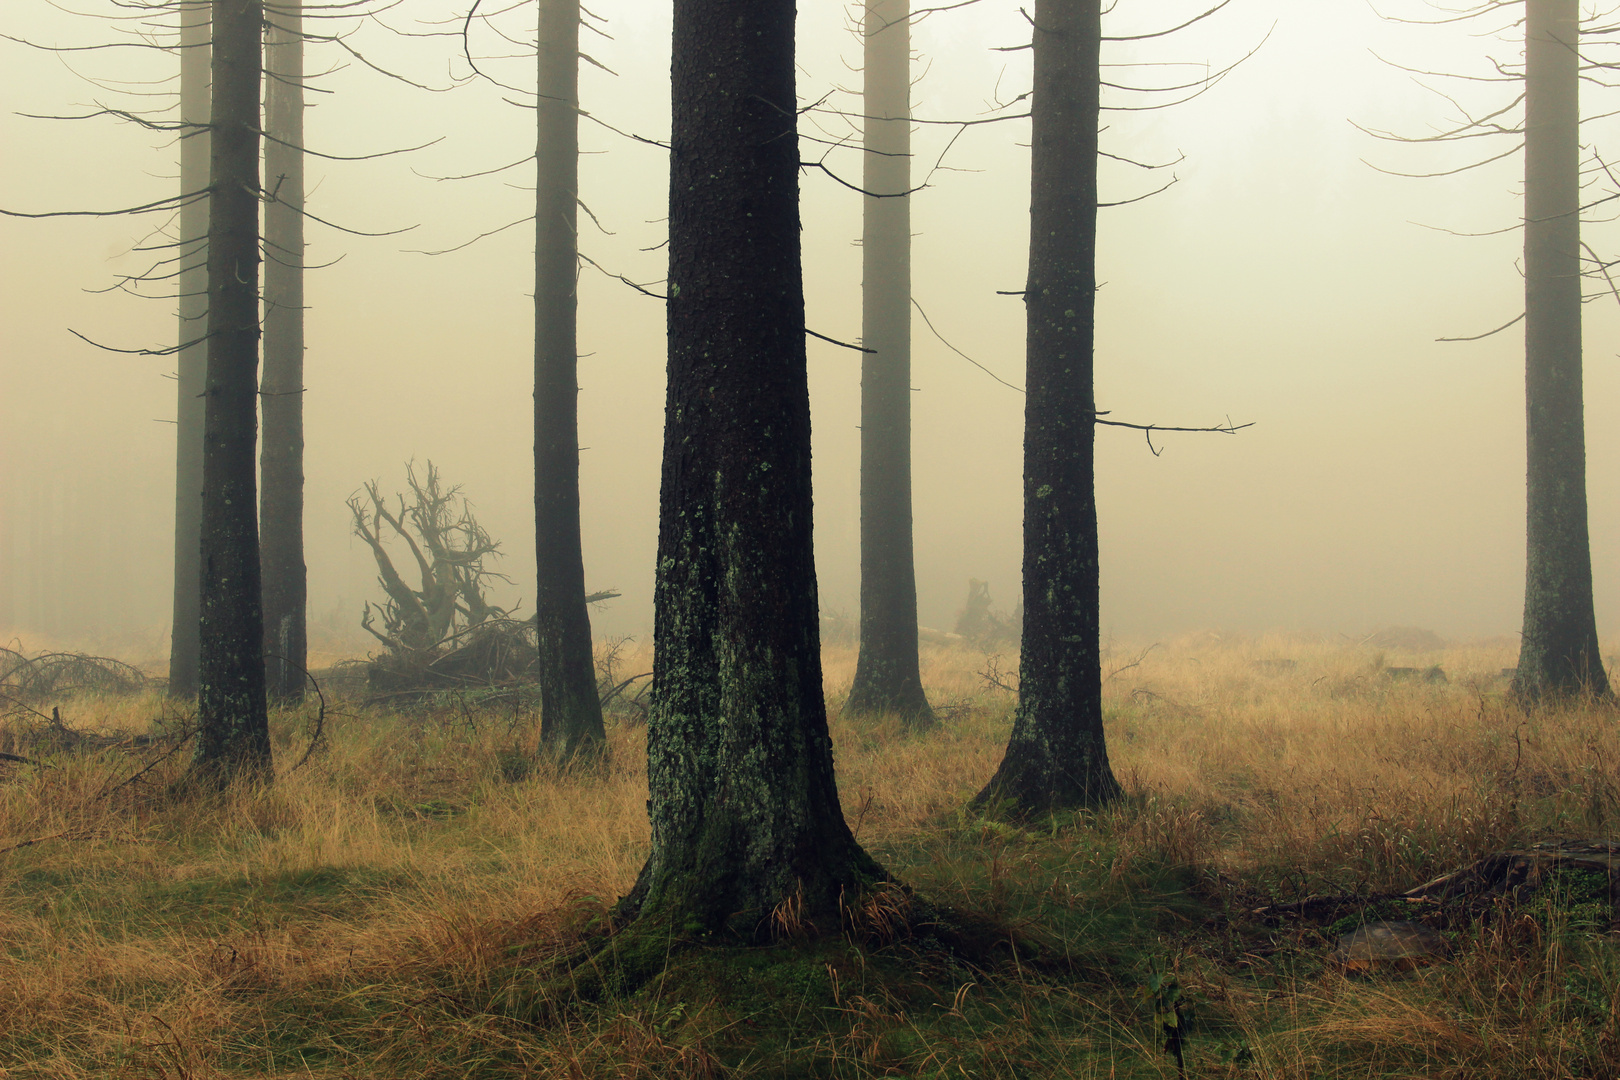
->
975, 0, 1120, 816
169, 0, 210, 697
1516, 0, 1609, 700
617, 0, 885, 937
847, 0, 934, 726
192, 0, 272, 785
261, 0, 306, 702
534, 0, 605, 760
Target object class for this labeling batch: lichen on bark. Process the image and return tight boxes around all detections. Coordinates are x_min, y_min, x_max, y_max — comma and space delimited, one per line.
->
617, 0, 886, 941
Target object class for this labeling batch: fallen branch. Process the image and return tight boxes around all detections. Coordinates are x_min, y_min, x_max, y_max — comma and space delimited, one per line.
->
599, 671, 652, 709
1404, 840, 1620, 901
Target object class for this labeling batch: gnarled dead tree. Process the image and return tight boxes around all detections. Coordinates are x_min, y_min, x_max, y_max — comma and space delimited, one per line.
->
349, 463, 513, 687
349, 463, 618, 695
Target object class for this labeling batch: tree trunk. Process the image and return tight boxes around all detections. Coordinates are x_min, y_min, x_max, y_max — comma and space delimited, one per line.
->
261, 0, 306, 703
169, 0, 210, 698
617, 0, 885, 937
975, 0, 1121, 816
1515, 0, 1609, 701
192, 0, 272, 785
846, 0, 935, 727
533, 0, 606, 760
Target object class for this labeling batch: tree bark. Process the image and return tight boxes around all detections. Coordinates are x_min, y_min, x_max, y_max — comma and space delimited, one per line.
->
1515, 0, 1609, 700
169, 0, 210, 697
975, 0, 1121, 816
192, 0, 272, 785
617, 0, 886, 937
261, 0, 307, 703
846, 0, 935, 727
533, 0, 606, 760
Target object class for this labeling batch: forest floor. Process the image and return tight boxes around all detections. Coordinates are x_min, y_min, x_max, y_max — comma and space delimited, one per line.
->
1, 632, 1619, 1078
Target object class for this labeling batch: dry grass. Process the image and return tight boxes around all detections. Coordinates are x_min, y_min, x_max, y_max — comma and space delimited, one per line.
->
0, 632, 1616, 1077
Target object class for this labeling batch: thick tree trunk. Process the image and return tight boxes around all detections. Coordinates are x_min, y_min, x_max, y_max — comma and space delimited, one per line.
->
846, 0, 935, 727
1516, 0, 1609, 700
192, 0, 272, 785
261, 1, 306, 703
618, 0, 885, 937
534, 0, 606, 760
975, 0, 1120, 816
169, 0, 210, 697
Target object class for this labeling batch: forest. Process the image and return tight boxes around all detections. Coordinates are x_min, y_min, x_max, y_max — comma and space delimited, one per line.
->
3, 0, 1620, 1076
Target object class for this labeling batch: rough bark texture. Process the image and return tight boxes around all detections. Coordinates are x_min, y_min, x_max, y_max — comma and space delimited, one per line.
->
846, 0, 935, 726
192, 0, 272, 785
261, 1, 307, 702
1515, 0, 1609, 700
974, 0, 1120, 816
618, 0, 885, 938
534, 0, 606, 760
169, 0, 210, 697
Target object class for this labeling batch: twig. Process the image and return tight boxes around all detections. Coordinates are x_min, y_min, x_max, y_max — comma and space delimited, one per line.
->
266, 654, 329, 774
95, 727, 195, 801
600, 672, 653, 709
1104, 642, 1161, 683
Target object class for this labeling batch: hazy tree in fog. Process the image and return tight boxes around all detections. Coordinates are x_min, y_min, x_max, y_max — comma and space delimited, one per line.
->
617, 0, 886, 935
532, 0, 606, 760
191, 0, 272, 785
975, 0, 1121, 816
261, 0, 307, 702
846, 0, 935, 727
1515, 0, 1608, 700
169, 0, 210, 697
1374, 0, 1609, 698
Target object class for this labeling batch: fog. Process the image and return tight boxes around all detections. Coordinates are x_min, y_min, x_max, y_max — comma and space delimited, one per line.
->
3, 0, 1615, 662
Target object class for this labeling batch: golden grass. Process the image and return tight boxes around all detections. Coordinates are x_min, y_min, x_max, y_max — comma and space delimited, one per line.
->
0, 631, 1616, 1077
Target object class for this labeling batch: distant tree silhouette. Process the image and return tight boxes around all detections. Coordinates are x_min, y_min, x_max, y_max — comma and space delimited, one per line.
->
532, 0, 606, 761
1369, 0, 1610, 700
261, 0, 308, 702
1516, 0, 1607, 699
847, 0, 935, 728
169, 0, 210, 698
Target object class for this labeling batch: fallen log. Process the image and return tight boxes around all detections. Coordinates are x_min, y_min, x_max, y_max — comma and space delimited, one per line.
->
1403, 838, 1620, 902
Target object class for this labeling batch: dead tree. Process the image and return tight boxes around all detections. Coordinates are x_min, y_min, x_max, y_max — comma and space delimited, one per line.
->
348, 463, 509, 665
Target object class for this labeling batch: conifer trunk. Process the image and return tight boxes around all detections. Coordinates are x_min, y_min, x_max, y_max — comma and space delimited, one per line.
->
618, 0, 885, 936
192, 0, 272, 785
534, 0, 606, 759
847, 0, 934, 726
975, 0, 1120, 816
169, 0, 210, 697
261, 0, 306, 702
1515, 0, 1609, 700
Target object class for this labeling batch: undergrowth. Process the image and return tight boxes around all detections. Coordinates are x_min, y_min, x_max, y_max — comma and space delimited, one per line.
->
0, 633, 1615, 1077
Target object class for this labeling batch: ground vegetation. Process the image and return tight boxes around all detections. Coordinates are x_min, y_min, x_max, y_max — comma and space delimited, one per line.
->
1, 636, 1617, 1077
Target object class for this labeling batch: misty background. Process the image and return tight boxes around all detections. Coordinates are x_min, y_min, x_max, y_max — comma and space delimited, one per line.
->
2, 0, 1613, 662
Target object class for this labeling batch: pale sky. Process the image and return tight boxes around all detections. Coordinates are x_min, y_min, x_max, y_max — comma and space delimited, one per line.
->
2, 0, 1614, 661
